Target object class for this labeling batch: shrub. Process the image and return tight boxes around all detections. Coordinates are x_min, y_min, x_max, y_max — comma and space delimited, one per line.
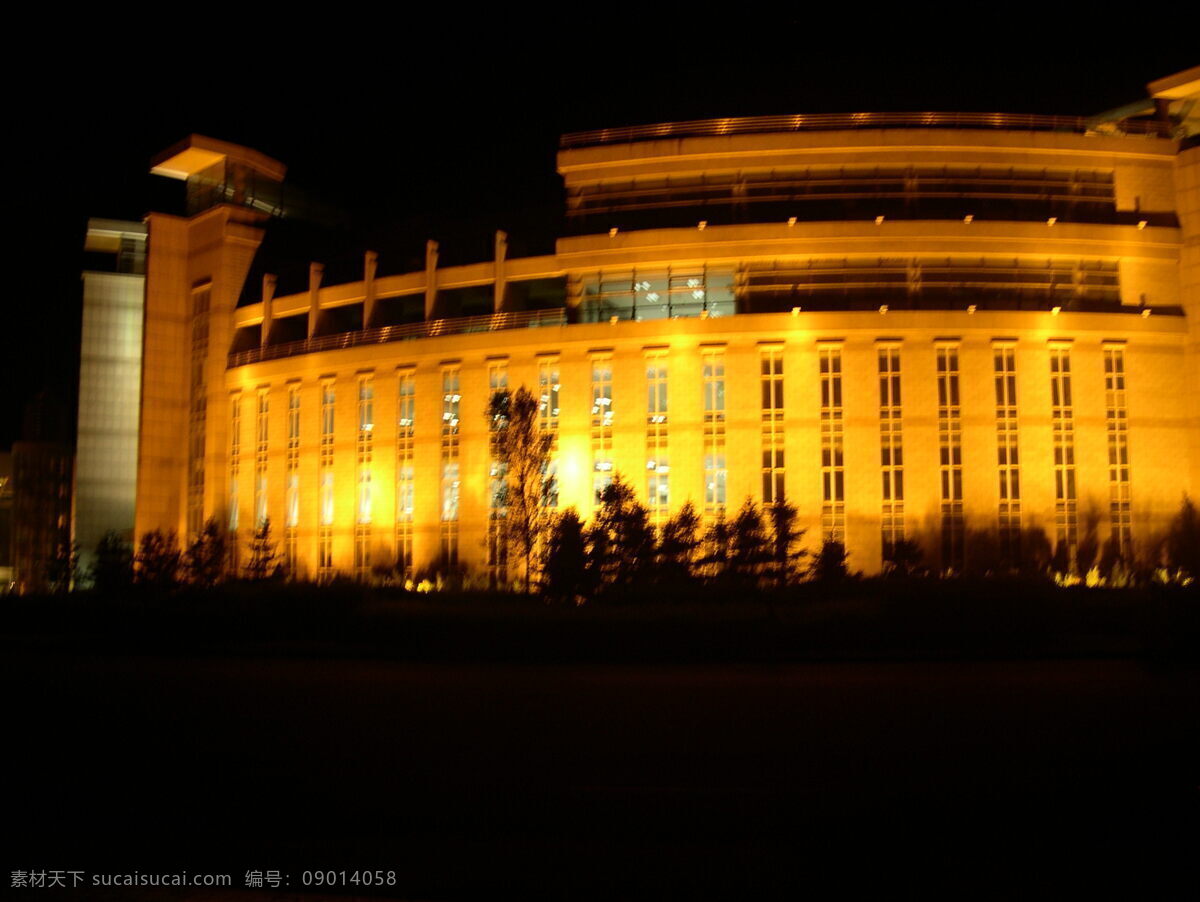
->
90, 531, 134, 593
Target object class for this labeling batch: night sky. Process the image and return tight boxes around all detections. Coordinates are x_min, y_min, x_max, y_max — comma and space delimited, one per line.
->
4, 21, 1194, 448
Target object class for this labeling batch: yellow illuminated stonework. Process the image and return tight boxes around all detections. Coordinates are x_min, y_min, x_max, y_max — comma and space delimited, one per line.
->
133, 82, 1200, 578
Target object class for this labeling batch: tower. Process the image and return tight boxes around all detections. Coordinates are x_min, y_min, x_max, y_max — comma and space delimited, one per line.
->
76, 219, 146, 576
135, 136, 285, 541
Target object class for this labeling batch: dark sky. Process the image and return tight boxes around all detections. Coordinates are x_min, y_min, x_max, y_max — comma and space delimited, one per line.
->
3, 19, 1194, 448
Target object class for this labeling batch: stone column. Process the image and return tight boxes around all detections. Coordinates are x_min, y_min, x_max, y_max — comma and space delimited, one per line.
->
261, 273, 276, 348
424, 240, 439, 320
493, 230, 507, 313
307, 262, 324, 339
363, 250, 378, 329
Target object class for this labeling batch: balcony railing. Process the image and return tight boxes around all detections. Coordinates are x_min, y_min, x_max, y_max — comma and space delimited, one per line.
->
560, 112, 1176, 148
228, 308, 567, 368
229, 296, 1183, 369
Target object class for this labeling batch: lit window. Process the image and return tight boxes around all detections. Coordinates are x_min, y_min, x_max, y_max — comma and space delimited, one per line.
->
646, 353, 669, 516
761, 347, 784, 504
703, 350, 726, 514
320, 471, 334, 526
937, 345, 964, 572
592, 356, 614, 505
1049, 345, 1077, 557
878, 346, 904, 560
286, 472, 299, 528
1104, 346, 1131, 558
994, 345, 1021, 563
358, 378, 374, 433
288, 387, 300, 444
819, 345, 845, 541
442, 462, 460, 521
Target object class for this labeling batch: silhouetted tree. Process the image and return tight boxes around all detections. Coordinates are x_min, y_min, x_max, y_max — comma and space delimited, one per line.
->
883, 537, 923, 578
44, 540, 80, 593
1076, 537, 1099, 578
1166, 495, 1199, 579
1050, 539, 1072, 577
389, 548, 414, 584
135, 529, 181, 590
415, 553, 468, 591
728, 498, 771, 588
698, 512, 731, 585
810, 539, 849, 582
1097, 534, 1123, 582
542, 508, 589, 602
767, 496, 807, 588
184, 518, 228, 587
586, 475, 655, 593
90, 531, 134, 593
657, 502, 702, 588
245, 518, 281, 580
371, 561, 398, 586
1076, 505, 1104, 576
1019, 526, 1053, 578
488, 387, 554, 593
998, 527, 1023, 574
963, 527, 1002, 578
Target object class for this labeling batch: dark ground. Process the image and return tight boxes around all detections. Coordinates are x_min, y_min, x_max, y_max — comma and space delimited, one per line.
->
4, 647, 1198, 897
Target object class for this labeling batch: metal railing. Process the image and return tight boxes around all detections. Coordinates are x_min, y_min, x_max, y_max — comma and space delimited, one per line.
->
561, 112, 1175, 148
228, 308, 567, 368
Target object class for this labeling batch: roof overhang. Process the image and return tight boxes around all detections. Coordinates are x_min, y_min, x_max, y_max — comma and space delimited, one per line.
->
150, 135, 287, 182
1148, 66, 1200, 101
84, 218, 147, 253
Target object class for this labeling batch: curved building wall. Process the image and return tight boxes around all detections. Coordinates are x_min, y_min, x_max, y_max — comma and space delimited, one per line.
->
223, 307, 1192, 579
136, 124, 1200, 579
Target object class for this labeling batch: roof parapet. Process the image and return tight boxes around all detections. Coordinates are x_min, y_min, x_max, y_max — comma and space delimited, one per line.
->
560, 110, 1176, 149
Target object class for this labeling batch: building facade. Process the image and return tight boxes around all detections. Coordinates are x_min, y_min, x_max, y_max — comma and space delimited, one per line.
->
76, 219, 146, 578
131, 71, 1200, 580
12, 389, 74, 593
0, 452, 13, 591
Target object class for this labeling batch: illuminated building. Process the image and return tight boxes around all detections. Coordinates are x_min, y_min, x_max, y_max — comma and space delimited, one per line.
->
131, 70, 1200, 579
76, 219, 146, 578
0, 452, 12, 590
12, 391, 73, 593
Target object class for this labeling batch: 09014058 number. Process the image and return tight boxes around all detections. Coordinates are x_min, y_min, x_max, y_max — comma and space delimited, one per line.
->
302, 870, 397, 886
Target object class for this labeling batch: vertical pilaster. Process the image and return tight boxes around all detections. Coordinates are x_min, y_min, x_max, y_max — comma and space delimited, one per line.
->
424, 240, 439, 320
494, 230, 507, 313
307, 262, 324, 339
261, 273, 276, 348
1173, 145, 1200, 502
363, 250, 378, 328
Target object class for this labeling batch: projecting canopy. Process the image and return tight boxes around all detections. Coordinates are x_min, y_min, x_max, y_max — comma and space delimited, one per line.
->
150, 135, 286, 182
